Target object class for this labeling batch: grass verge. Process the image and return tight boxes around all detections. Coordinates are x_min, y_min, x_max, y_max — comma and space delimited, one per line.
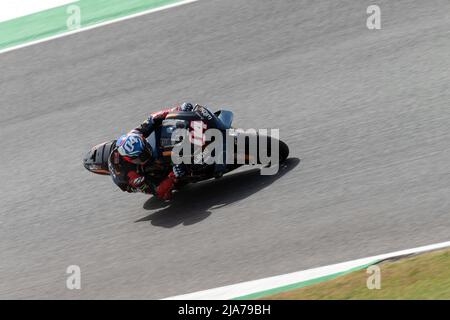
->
261, 248, 450, 299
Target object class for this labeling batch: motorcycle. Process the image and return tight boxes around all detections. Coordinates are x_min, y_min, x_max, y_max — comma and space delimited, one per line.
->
83, 105, 289, 190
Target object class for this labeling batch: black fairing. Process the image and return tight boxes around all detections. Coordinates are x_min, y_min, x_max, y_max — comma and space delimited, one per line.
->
83, 140, 117, 175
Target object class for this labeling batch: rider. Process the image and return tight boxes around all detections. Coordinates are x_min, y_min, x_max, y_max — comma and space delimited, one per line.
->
108, 102, 194, 200
108, 102, 225, 200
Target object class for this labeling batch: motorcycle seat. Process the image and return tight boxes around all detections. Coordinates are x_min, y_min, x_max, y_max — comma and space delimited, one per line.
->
214, 110, 234, 129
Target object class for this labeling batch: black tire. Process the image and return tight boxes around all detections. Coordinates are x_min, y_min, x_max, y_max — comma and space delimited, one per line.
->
233, 133, 289, 166
279, 139, 289, 163
264, 137, 289, 165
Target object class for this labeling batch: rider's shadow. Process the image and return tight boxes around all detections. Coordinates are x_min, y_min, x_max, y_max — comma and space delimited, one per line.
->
136, 158, 300, 228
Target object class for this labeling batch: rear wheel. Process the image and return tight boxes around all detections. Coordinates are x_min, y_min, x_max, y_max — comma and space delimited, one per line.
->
259, 136, 289, 165
232, 133, 289, 166
278, 139, 289, 163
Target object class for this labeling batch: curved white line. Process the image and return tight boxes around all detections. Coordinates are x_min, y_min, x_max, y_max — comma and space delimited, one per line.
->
164, 241, 450, 300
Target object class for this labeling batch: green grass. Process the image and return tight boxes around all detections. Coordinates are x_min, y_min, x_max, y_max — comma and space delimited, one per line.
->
262, 249, 450, 299
0, 0, 183, 50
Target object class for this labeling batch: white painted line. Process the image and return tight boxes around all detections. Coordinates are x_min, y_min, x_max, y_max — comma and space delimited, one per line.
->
163, 241, 450, 300
0, 0, 200, 55
0, 0, 78, 23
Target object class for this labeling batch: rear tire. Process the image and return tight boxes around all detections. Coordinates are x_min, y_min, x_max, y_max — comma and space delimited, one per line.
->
233, 133, 289, 166
279, 139, 289, 163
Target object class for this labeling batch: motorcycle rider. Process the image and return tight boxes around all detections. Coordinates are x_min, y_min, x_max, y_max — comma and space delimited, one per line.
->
108, 103, 225, 200
108, 102, 193, 200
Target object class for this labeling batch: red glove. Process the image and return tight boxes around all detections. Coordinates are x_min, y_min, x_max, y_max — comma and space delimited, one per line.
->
128, 171, 145, 188
156, 172, 177, 200
126, 171, 153, 194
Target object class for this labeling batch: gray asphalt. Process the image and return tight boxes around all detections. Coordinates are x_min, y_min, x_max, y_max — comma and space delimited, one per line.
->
1, 0, 449, 299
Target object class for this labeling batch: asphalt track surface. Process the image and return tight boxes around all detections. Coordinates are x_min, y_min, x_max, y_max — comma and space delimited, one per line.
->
1, 0, 449, 299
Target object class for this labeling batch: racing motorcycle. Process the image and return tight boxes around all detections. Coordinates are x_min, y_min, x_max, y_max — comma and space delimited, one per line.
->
83, 105, 289, 191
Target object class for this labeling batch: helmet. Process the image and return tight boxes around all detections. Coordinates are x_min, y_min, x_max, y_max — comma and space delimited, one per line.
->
116, 133, 153, 164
